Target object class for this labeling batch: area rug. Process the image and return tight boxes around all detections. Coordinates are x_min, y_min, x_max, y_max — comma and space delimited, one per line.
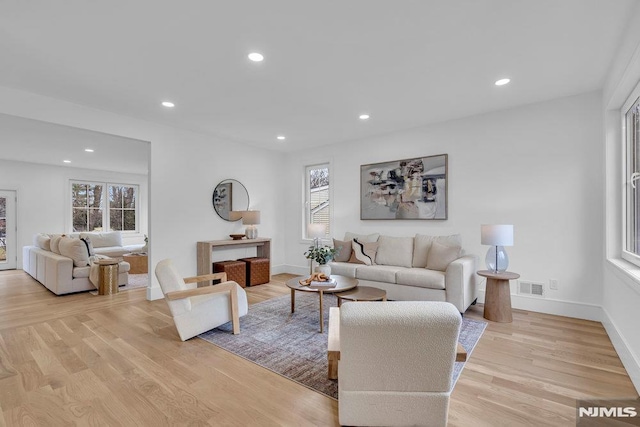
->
199, 293, 486, 400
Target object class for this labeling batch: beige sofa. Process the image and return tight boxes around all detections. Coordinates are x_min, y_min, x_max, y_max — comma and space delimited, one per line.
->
329, 232, 477, 313
22, 232, 142, 295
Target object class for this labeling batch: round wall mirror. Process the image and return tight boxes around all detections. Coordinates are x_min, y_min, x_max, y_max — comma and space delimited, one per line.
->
212, 179, 250, 221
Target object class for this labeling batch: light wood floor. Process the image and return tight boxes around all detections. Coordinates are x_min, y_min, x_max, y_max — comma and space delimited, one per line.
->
0, 270, 637, 426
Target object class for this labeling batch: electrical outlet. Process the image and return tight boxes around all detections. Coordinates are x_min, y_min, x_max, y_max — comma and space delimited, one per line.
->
549, 279, 559, 290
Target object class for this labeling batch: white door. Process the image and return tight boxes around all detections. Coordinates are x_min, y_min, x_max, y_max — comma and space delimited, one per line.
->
0, 190, 17, 270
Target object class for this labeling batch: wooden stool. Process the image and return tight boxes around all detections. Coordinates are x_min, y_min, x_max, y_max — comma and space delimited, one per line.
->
239, 257, 270, 286
213, 260, 247, 288
97, 259, 119, 295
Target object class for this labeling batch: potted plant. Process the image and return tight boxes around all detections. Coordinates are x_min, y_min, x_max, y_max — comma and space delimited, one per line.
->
304, 245, 337, 276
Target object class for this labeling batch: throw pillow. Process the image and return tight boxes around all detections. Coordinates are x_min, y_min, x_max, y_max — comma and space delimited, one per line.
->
58, 236, 90, 267
49, 234, 65, 254
332, 239, 352, 262
348, 239, 378, 265
426, 240, 462, 272
413, 234, 462, 267
80, 236, 95, 257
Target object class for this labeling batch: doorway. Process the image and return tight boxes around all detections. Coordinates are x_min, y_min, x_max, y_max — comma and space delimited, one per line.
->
0, 190, 17, 270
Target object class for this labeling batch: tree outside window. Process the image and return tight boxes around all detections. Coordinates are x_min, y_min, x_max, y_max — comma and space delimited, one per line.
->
71, 181, 138, 232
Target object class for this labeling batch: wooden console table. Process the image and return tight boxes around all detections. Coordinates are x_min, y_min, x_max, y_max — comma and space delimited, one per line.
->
196, 238, 271, 286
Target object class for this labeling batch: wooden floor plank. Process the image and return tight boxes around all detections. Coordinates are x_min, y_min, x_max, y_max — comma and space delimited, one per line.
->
0, 270, 636, 426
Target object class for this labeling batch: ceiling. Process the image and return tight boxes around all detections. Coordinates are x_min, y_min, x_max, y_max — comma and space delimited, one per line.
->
0, 113, 149, 175
0, 0, 637, 162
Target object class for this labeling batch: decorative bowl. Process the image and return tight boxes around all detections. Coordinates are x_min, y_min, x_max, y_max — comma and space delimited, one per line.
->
229, 234, 245, 240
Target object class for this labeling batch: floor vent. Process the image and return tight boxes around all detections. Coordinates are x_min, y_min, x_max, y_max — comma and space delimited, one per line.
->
518, 280, 545, 297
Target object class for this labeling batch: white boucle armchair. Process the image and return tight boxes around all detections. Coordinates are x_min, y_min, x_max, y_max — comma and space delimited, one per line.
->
155, 259, 248, 341
338, 301, 461, 427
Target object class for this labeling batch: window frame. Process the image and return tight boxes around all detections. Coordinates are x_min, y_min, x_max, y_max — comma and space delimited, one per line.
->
622, 85, 640, 267
70, 180, 140, 233
303, 162, 333, 241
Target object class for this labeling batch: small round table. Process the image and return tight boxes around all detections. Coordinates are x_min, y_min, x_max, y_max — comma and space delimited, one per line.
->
336, 286, 387, 307
477, 270, 520, 323
286, 275, 358, 333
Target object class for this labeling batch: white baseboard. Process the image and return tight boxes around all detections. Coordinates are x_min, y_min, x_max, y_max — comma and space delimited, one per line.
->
476, 290, 603, 321
601, 307, 640, 394
147, 285, 164, 301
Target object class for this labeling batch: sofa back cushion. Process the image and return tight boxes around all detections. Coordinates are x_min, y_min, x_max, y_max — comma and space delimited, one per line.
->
375, 235, 414, 268
58, 236, 90, 267
426, 240, 462, 272
80, 231, 122, 248
34, 234, 51, 251
413, 234, 462, 268
344, 232, 380, 243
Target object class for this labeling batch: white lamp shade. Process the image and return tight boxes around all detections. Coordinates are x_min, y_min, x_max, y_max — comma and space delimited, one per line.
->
307, 223, 326, 238
481, 224, 514, 246
241, 210, 260, 225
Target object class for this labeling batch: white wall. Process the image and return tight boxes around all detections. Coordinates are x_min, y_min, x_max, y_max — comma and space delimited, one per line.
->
0, 158, 148, 267
602, 2, 640, 393
0, 86, 286, 300
284, 91, 604, 319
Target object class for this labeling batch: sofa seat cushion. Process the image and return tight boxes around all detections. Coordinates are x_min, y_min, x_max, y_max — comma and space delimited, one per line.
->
73, 266, 91, 279
396, 268, 446, 290
329, 262, 359, 278
355, 265, 404, 283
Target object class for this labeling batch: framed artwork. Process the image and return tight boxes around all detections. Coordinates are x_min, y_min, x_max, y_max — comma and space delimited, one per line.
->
360, 154, 448, 220
212, 182, 233, 219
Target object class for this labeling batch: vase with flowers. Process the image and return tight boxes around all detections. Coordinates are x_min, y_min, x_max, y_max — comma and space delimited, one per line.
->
304, 245, 337, 276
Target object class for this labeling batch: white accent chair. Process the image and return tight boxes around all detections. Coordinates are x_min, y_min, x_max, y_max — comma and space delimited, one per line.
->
339, 301, 462, 427
155, 259, 248, 341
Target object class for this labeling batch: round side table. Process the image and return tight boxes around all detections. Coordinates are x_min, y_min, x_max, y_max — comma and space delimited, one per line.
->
97, 259, 120, 295
477, 270, 520, 323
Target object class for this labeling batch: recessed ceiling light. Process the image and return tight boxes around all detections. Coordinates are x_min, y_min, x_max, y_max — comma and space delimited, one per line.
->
85, 148, 94, 153
248, 52, 264, 62
277, 135, 286, 140
495, 78, 511, 86
63, 160, 71, 163
359, 114, 370, 120
161, 101, 175, 108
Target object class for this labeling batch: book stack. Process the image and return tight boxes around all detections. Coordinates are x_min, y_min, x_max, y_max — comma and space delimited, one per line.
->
310, 278, 337, 287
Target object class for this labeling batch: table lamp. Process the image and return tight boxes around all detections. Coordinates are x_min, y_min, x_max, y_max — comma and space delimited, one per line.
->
241, 210, 260, 239
481, 224, 513, 273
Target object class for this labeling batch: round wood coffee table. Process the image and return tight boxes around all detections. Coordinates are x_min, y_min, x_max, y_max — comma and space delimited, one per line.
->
286, 275, 358, 333
336, 286, 387, 307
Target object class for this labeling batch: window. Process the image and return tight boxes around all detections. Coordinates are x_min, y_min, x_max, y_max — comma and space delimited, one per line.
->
71, 181, 138, 232
623, 93, 640, 266
304, 163, 331, 239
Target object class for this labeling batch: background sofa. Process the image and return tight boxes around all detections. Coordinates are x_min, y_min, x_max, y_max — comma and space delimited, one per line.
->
22, 232, 142, 295
329, 232, 477, 313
